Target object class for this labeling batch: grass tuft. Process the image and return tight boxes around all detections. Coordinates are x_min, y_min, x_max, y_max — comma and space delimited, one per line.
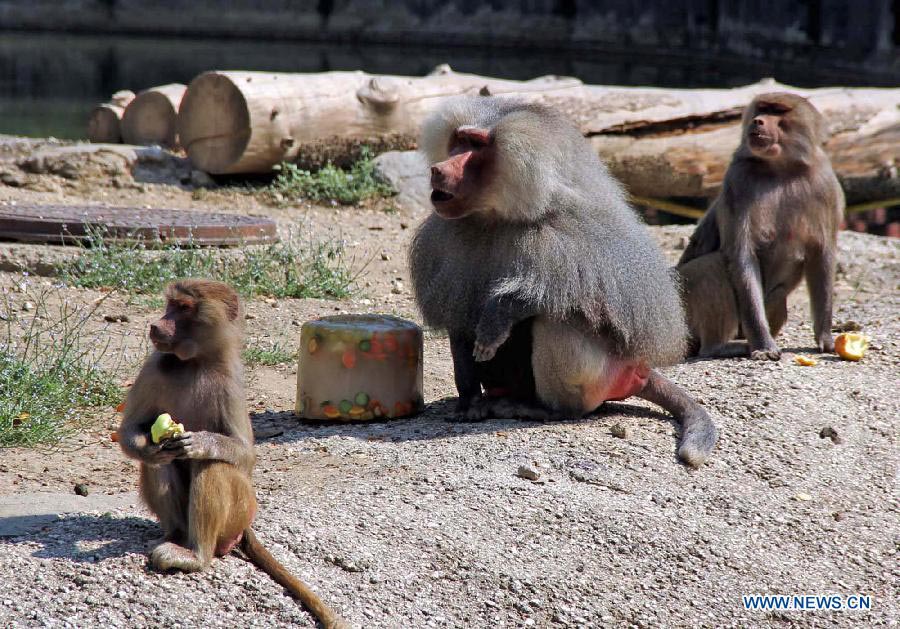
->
269, 148, 394, 206
1, 285, 122, 448
242, 341, 296, 367
58, 229, 358, 299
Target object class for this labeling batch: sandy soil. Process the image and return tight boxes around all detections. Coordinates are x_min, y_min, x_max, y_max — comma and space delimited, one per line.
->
0, 147, 897, 628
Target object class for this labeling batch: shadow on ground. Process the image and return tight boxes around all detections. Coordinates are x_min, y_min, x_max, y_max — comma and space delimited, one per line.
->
252, 397, 677, 445
7, 514, 159, 563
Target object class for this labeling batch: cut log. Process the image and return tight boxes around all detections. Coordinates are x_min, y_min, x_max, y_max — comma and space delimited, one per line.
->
178, 68, 900, 178
177, 67, 584, 174
594, 116, 900, 205
87, 90, 135, 144
121, 83, 186, 148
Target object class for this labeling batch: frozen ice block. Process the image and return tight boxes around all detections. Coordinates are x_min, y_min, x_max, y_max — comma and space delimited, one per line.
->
296, 314, 424, 421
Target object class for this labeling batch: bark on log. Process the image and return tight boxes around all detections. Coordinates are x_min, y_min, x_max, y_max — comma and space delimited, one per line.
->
594, 112, 900, 205
87, 90, 135, 144
121, 83, 186, 148
177, 66, 584, 174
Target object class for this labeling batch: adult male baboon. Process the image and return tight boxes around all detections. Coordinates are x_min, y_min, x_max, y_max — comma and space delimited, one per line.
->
409, 97, 718, 467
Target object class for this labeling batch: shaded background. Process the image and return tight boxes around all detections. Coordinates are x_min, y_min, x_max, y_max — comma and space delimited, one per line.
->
0, 0, 897, 139
0, 1, 897, 232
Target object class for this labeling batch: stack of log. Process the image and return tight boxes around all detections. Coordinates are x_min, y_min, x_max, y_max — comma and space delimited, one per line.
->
87, 66, 900, 207
87, 90, 135, 144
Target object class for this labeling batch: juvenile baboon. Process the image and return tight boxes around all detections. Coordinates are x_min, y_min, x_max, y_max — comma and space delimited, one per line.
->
409, 97, 718, 467
678, 92, 844, 360
118, 279, 345, 629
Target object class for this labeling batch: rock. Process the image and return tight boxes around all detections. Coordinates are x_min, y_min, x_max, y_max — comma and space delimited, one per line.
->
0, 167, 27, 187
819, 425, 843, 444
21, 301, 34, 311
381, 252, 391, 261
190, 169, 216, 188
326, 554, 371, 573
245, 312, 257, 320
373, 150, 430, 213
517, 465, 540, 481
610, 423, 629, 439
73, 483, 89, 497
391, 280, 404, 294
103, 314, 129, 323
793, 493, 813, 502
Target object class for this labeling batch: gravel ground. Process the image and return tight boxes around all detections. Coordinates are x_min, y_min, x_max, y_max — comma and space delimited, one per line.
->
0, 148, 898, 628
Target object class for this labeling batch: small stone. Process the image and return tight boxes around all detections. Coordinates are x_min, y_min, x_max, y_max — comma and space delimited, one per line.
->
103, 314, 129, 323
380, 252, 391, 261
517, 465, 540, 481
793, 492, 813, 502
391, 281, 404, 294
190, 169, 216, 188
74, 483, 89, 497
819, 425, 842, 444
832, 512, 845, 521
610, 423, 629, 439
0, 168, 27, 187
831, 320, 861, 332
400, 222, 409, 229
245, 313, 257, 320
22, 301, 34, 311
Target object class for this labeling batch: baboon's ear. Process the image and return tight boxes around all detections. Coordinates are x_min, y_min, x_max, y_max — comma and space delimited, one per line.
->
224, 292, 240, 321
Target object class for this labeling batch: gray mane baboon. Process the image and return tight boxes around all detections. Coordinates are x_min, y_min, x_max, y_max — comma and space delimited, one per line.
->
409, 97, 718, 467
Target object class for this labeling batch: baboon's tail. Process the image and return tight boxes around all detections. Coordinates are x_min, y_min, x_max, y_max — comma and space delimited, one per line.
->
240, 528, 348, 629
638, 370, 718, 468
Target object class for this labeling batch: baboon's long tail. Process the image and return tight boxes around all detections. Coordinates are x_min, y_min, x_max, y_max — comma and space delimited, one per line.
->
638, 370, 718, 468
240, 528, 348, 629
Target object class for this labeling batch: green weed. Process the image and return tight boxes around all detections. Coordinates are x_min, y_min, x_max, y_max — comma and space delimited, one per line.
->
0, 286, 122, 448
269, 148, 394, 205
58, 230, 358, 299
242, 341, 296, 367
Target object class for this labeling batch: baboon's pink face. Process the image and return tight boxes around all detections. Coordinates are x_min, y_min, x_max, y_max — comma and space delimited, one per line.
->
746, 100, 794, 159
429, 126, 494, 219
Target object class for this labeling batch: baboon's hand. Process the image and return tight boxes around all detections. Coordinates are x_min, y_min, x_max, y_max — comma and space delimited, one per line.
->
164, 431, 212, 460
473, 325, 510, 362
453, 394, 488, 421
141, 441, 181, 466
750, 342, 781, 361
816, 332, 834, 353
473, 337, 506, 362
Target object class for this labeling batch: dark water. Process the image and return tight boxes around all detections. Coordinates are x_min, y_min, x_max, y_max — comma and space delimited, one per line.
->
0, 31, 896, 140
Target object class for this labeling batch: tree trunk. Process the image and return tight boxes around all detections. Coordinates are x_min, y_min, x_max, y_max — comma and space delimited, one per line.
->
87, 90, 135, 144
121, 83, 186, 148
177, 68, 900, 176
594, 117, 900, 205
177, 66, 586, 174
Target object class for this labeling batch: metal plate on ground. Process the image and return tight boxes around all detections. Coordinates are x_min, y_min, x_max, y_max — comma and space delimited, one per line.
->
0, 205, 278, 247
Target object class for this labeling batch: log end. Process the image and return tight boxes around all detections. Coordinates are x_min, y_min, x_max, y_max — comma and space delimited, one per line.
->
121, 91, 181, 148
178, 72, 251, 174
87, 105, 124, 144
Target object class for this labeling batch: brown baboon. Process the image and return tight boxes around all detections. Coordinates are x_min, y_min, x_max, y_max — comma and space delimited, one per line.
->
678, 92, 844, 360
118, 279, 345, 629
409, 97, 718, 467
